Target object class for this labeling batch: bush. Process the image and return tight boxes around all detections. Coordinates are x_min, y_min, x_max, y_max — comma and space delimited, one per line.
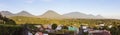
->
0, 24, 22, 35
62, 26, 68, 29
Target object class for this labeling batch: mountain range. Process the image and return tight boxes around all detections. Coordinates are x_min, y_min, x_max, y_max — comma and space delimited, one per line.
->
63, 12, 104, 19
0, 10, 104, 19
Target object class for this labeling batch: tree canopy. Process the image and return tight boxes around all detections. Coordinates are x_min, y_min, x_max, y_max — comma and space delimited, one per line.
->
0, 13, 16, 25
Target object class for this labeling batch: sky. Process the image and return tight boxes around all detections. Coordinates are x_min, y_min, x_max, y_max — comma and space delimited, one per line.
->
0, 0, 120, 19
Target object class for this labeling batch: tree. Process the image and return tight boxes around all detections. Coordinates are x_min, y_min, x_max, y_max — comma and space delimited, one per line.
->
6, 19, 16, 25
0, 13, 3, 20
52, 23, 57, 30
0, 13, 4, 24
2, 16, 16, 25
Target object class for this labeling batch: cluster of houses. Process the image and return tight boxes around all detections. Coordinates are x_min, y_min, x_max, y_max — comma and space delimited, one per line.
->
21, 24, 111, 35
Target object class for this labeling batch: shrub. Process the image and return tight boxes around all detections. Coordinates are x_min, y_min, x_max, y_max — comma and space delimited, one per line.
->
0, 24, 22, 35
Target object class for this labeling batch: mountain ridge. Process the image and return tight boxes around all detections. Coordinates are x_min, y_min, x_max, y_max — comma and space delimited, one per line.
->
0, 11, 14, 17
63, 12, 104, 19
39, 10, 70, 19
15, 11, 34, 17
0, 10, 105, 19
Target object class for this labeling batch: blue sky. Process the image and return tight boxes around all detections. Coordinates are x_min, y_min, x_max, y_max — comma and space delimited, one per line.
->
0, 0, 120, 19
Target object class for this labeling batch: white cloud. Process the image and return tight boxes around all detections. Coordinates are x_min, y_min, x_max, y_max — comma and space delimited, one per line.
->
24, 0, 54, 3
41, 0, 54, 2
25, 0, 35, 3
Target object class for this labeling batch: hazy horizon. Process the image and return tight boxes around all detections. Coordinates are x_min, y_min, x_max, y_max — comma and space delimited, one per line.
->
0, 0, 120, 19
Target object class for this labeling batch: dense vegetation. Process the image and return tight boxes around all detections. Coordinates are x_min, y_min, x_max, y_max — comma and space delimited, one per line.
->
0, 24, 23, 35
10, 16, 120, 27
0, 13, 20, 35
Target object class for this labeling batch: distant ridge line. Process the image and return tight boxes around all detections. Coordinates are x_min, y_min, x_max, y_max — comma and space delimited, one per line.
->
0, 10, 105, 19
